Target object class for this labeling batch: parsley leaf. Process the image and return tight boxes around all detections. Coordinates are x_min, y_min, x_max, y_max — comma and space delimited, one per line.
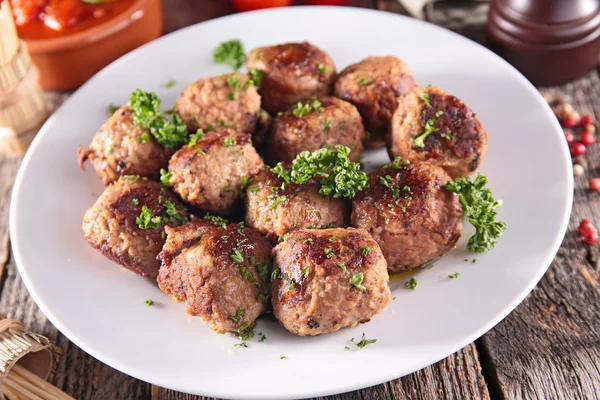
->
362, 246, 371, 256
404, 277, 418, 290
248, 68, 264, 86
446, 174, 506, 252
350, 272, 366, 290
136, 206, 161, 230
129, 89, 188, 149
413, 118, 439, 148
291, 100, 324, 117
108, 104, 120, 115
144, 299, 154, 306
163, 200, 188, 224
350, 333, 376, 349
160, 169, 171, 186
273, 145, 368, 199
213, 39, 246, 71
419, 92, 432, 108
358, 78, 370, 86
165, 79, 176, 88
448, 272, 460, 279
317, 62, 329, 75
231, 249, 245, 264
188, 129, 204, 147
223, 137, 237, 147
204, 214, 228, 228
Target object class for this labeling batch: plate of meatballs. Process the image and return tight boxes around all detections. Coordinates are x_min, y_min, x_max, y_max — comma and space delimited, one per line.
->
10, 6, 572, 399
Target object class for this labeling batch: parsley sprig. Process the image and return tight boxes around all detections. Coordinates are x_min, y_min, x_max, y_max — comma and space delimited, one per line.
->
129, 89, 188, 148
213, 39, 246, 71
446, 174, 507, 253
272, 145, 369, 199
350, 333, 376, 349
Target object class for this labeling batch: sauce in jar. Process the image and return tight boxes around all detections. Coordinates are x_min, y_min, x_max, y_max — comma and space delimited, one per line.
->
11, 0, 137, 40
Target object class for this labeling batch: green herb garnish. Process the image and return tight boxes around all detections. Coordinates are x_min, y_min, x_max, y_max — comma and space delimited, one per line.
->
448, 272, 460, 279
413, 118, 439, 148
317, 62, 328, 75
358, 78, 370, 86
163, 200, 188, 224
136, 206, 161, 230
362, 246, 371, 256
337, 262, 349, 274
248, 68, 264, 86
231, 249, 245, 264
160, 169, 171, 186
204, 214, 228, 228
188, 129, 204, 147
446, 174, 507, 253
144, 299, 154, 306
108, 103, 120, 115
165, 79, 176, 88
350, 333, 376, 349
419, 92, 432, 108
404, 277, 418, 290
350, 272, 366, 290
291, 100, 324, 117
213, 39, 246, 71
129, 89, 188, 149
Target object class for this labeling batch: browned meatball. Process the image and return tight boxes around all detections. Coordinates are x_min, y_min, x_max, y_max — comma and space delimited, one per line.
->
334, 56, 417, 148
157, 219, 272, 335
268, 97, 365, 164
351, 160, 462, 272
388, 86, 488, 178
82, 177, 190, 278
244, 168, 348, 240
272, 227, 390, 336
175, 73, 261, 134
246, 42, 336, 114
77, 106, 174, 185
167, 128, 264, 216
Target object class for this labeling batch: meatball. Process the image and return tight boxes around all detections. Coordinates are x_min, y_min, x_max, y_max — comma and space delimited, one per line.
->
351, 160, 462, 272
388, 86, 488, 178
272, 227, 390, 336
246, 42, 336, 114
175, 73, 261, 134
77, 106, 174, 185
244, 168, 348, 239
168, 128, 264, 216
157, 219, 272, 335
334, 56, 417, 148
268, 97, 365, 164
82, 177, 190, 278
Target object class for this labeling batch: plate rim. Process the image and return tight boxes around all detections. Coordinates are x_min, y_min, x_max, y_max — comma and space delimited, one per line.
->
9, 6, 573, 399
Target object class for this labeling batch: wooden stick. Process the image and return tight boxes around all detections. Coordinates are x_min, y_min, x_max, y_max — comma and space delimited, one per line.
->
4, 377, 43, 400
7, 369, 63, 400
2, 384, 20, 400
10, 365, 75, 400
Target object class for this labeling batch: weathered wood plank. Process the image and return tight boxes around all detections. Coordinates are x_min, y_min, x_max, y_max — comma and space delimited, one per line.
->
152, 343, 489, 400
478, 71, 600, 400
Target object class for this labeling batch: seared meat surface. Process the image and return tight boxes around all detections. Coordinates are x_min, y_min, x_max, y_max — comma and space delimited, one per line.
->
244, 168, 348, 240
158, 219, 272, 335
272, 227, 390, 336
168, 128, 264, 216
77, 106, 174, 185
388, 86, 488, 178
351, 160, 462, 271
247, 42, 336, 114
82, 177, 190, 278
334, 56, 417, 148
175, 73, 261, 134
268, 96, 365, 164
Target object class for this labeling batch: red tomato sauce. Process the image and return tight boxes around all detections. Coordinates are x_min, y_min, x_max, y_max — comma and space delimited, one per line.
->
11, 0, 137, 40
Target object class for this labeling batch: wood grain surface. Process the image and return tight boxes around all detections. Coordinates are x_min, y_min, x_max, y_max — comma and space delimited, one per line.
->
0, 1, 597, 399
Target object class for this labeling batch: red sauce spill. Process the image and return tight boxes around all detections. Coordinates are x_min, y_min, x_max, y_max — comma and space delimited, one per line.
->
11, 0, 137, 39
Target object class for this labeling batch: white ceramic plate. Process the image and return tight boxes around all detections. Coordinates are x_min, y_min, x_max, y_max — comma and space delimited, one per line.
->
10, 7, 572, 399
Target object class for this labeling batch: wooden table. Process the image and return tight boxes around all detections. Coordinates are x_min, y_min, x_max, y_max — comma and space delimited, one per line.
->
1, 1, 599, 399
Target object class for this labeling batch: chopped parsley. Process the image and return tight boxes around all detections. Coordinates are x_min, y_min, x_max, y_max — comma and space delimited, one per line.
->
358, 78, 370, 86
160, 169, 171, 186
228, 308, 245, 324
404, 277, 418, 290
280, 356, 287, 360
119, 175, 140, 181
231, 249, 245, 264
234, 342, 248, 348
448, 272, 460, 279
188, 129, 204, 147
129, 89, 188, 149
291, 100, 324, 117
138, 132, 150, 143
136, 206, 161, 230
419, 92, 432, 108
301, 267, 310, 278
268, 194, 287, 210
350, 333, 376, 349
144, 299, 154, 306
413, 118, 439, 148
322, 117, 331, 133
223, 137, 237, 147
213, 39, 246, 71
108, 103, 120, 115
165, 79, 176, 88
392, 157, 410, 169
337, 262, 349, 274
237, 322, 255, 341
441, 133, 453, 140
163, 200, 188, 224
226, 74, 245, 100
219, 119, 231, 128
248, 68, 264, 86
324, 246, 335, 259
272, 145, 368, 199
132, 198, 139, 206
446, 174, 507, 253
350, 272, 366, 290
203, 214, 228, 228
317, 62, 328, 75
259, 334, 267, 342
271, 268, 280, 280
362, 246, 371, 256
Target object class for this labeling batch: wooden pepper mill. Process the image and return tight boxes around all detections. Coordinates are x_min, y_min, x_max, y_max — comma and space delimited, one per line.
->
487, 0, 600, 86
